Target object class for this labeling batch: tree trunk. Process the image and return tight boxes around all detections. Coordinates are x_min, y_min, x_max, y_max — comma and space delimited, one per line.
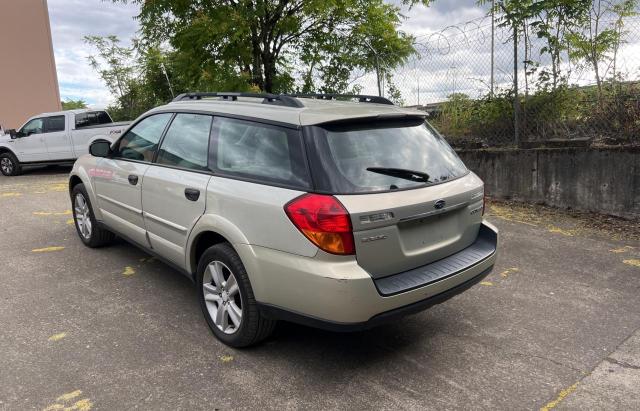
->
263, 55, 275, 93
251, 27, 264, 90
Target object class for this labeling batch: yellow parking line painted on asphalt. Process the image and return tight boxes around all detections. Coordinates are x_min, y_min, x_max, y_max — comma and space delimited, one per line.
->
500, 267, 520, 278
1, 192, 21, 198
33, 210, 72, 216
610, 246, 634, 253
122, 266, 136, 276
44, 183, 68, 193
32, 246, 65, 253
44, 390, 93, 411
480, 281, 494, 286
623, 259, 640, 267
67, 398, 93, 411
57, 390, 83, 402
540, 382, 579, 411
220, 355, 234, 363
547, 226, 575, 236
47, 332, 67, 342
67, 219, 75, 225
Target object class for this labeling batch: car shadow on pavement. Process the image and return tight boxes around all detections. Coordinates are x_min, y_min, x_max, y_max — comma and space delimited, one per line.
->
13, 164, 73, 176
108, 233, 452, 368
249, 313, 448, 372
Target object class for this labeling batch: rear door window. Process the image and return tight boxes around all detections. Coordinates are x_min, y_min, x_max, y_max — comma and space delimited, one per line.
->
212, 117, 310, 189
306, 119, 468, 193
156, 113, 212, 171
75, 113, 89, 128
44, 116, 65, 133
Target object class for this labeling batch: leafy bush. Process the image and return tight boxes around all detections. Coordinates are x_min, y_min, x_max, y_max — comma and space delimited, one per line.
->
429, 83, 640, 146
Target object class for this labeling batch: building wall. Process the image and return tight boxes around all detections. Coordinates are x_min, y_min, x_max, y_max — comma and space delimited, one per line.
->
457, 147, 640, 219
0, 0, 61, 130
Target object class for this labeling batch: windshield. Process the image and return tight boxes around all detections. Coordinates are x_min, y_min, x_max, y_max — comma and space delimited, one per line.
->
306, 119, 468, 194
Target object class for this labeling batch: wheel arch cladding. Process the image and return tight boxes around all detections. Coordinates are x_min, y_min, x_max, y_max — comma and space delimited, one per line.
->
68, 170, 102, 221
0, 147, 16, 157
190, 231, 232, 276
69, 175, 83, 193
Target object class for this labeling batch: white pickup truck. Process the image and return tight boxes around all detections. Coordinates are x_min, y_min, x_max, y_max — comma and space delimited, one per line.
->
0, 109, 129, 176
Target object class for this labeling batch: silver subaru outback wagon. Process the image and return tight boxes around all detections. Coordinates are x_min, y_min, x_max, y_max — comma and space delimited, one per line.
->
69, 92, 498, 347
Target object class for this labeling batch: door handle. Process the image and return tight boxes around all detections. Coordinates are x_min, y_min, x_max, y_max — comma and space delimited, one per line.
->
128, 174, 139, 185
184, 188, 200, 201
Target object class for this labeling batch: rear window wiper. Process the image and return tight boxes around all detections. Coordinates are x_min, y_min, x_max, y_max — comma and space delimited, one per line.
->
366, 167, 430, 182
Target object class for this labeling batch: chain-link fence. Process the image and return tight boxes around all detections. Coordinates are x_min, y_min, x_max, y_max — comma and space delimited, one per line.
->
353, 9, 640, 148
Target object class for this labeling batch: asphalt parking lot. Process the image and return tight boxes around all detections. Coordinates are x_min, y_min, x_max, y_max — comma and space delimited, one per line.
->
1, 168, 639, 410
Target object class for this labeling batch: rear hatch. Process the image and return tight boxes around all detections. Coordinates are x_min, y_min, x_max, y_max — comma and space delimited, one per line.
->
338, 175, 484, 277
304, 117, 484, 278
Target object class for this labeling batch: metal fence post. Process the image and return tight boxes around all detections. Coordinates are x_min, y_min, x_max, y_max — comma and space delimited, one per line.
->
491, 0, 495, 98
513, 24, 520, 146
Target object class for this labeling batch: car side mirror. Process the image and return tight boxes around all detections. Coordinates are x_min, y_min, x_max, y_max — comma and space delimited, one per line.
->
7, 129, 17, 139
89, 140, 111, 157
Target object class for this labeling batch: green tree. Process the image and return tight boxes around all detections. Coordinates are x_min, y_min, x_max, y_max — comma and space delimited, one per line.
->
528, 0, 591, 89
566, 0, 638, 98
85, 35, 137, 119
481, 0, 592, 90
85, 36, 177, 120
61, 99, 87, 110
113, 0, 419, 94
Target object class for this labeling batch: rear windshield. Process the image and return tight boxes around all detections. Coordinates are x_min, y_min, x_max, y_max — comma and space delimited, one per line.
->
305, 119, 468, 194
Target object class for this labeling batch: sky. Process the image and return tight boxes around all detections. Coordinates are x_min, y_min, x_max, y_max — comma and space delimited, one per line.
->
49, 0, 140, 107
48, 0, 640, 107
48, 0, 488, 107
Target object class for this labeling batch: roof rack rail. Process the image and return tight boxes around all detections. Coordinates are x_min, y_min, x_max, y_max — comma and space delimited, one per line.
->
286, 93, 394, 106
172, 92, 304, 108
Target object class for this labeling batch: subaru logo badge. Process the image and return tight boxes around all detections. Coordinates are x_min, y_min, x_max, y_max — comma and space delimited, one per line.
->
434, 199, 446, 209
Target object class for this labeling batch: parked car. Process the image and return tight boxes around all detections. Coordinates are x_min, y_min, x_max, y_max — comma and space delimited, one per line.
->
0, 109, 129, 176
68, 92, 498, 347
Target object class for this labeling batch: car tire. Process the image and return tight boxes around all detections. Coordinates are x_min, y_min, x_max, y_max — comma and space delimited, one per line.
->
197, 243, 276, 347
71, 183, 115, 247
0, 152, 21, 176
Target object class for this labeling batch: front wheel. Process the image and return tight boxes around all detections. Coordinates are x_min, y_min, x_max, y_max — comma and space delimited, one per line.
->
0, 152, 21, 176
71, 183, 115, 247
197, 243, 276, 347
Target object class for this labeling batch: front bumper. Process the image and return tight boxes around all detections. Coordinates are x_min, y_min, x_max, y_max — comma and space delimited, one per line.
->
236, 220, 498, 328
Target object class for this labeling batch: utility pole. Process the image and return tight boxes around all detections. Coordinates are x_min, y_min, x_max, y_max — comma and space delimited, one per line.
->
513, 25, 520, 146
364, 41, 382, 97
160, 62, 175, 99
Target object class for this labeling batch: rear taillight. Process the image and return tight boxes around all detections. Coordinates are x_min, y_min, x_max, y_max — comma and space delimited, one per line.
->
284, 194, 355, 255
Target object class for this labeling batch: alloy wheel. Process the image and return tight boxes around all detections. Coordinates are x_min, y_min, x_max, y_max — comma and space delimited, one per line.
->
74, 193, 92, 239
1, 158, 13, 175
202, 260, 243, 334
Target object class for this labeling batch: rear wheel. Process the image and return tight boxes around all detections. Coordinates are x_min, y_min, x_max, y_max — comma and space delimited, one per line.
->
71, 183, 115, 247
197, 243, 276, 347
0, 152, 21, 176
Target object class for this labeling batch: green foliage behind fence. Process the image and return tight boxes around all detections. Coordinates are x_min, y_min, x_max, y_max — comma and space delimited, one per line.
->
429, 82, 640, 147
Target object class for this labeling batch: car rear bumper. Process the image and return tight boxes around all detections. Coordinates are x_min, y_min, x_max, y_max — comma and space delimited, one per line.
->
236, 220, 498, 327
